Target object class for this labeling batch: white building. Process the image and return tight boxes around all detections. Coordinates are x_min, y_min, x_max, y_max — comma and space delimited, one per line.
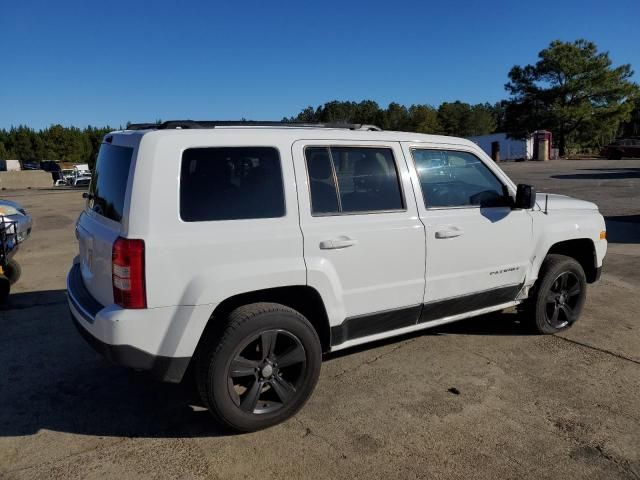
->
467, 133, 534, 161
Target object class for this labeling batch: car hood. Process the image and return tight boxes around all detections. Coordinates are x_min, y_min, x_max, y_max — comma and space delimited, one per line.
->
538, 193, 598, 211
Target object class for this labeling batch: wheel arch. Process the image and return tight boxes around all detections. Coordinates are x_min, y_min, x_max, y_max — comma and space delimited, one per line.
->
545, 238, 598, 283
195, 285, 332, 357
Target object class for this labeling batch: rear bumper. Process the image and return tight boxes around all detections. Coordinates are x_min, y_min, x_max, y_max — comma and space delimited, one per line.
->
70, 313, 190, 382
67, 263, 191, 382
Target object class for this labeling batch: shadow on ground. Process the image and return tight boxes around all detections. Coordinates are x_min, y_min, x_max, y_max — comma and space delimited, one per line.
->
605, 214, 640, 244
0, 290, 226, 439
551, 167, 640, 180
0, 290, 530, 439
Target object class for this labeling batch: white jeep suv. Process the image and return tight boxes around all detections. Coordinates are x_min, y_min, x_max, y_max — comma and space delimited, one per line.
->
68, 121, 607, 431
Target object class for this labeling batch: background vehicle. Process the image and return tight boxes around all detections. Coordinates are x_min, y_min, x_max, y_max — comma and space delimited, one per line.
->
0, 199, 32, 244
39, 160, 61, 173
20, 160, 40, 170
600, 138, 640, 159
67, 121, 607, 432
54, 168, 75, 186
0, 199, 32, 301
69, 164, 91, 187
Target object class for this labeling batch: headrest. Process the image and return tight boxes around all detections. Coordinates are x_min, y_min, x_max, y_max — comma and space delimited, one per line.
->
354, 155, 385, 176
308, 152, 332, 180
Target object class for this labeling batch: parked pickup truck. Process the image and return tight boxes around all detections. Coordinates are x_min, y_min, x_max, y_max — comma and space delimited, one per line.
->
600, 138, 640, 159
69, 164, 92, 187
68, 121, 607, 432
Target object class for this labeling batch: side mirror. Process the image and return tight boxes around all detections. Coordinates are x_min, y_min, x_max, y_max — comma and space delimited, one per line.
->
514, 184, 536, 209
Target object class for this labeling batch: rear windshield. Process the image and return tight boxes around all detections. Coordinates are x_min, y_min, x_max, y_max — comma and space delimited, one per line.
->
180, 147, 285, 221
89, 143, 134, 222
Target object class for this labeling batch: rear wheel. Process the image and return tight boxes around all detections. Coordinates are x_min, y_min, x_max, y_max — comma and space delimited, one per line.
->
522, 254, 587, 334
196, 302, 322, 432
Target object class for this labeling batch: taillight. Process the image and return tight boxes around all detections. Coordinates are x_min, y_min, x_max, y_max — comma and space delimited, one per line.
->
112, 237, 146, 309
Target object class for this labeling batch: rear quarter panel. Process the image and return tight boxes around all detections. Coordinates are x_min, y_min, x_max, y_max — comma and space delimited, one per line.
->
127, 131, 306, 310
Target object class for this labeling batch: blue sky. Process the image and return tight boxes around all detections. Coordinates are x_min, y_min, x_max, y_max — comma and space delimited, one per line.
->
1, 0, 638, 130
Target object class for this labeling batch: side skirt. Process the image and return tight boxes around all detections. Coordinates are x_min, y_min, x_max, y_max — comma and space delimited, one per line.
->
330, 301, 520, 353
419, 284, 523, 323
330, 283, 523, 350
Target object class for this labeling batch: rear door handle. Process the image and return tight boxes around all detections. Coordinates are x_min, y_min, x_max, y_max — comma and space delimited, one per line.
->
435, 228, 463, 239
319, 237, 358, 249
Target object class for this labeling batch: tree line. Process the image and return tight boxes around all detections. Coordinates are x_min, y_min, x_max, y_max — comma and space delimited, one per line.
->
287, 40, 639, 157
283, 100, 503, 137
0, 125, 113, 167
1, 39, 638, 166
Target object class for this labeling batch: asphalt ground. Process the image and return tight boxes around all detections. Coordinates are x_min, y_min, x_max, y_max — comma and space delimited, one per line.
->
0, 159, 638, 479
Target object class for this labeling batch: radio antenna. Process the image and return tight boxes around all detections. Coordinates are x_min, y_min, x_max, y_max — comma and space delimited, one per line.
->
544, 194, 549, 215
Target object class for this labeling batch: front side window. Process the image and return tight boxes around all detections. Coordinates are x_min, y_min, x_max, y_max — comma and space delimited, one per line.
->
180, 147, 285, 221
305, 146, 404, 215
412, 149, 508, 208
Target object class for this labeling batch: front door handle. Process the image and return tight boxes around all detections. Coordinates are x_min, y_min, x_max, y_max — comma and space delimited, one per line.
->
319, 237, 358, 249
435, 228, 463, 239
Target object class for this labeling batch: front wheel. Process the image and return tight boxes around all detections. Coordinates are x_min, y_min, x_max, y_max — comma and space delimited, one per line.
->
196, 302, 322, 432
522, 254, 587, 334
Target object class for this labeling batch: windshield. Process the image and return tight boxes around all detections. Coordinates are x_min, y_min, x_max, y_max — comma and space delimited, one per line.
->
88, 143, 134, 222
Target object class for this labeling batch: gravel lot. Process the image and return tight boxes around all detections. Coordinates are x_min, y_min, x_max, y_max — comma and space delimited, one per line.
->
1, 159, 638, 480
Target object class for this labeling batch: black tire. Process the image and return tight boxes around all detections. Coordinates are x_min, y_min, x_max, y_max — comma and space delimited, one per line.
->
4, 259, 21, 285
0, 275, 10, 304
522, 254, 587, 334
608, 151, 623, 160
196, 302, 322, 432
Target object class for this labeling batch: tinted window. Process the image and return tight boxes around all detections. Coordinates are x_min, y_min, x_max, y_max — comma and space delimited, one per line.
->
412, 150, 507, 208
89, 144, 134, 222
180, 147, 285, 221
305, 146, 404, 215
306, 147, 339, 214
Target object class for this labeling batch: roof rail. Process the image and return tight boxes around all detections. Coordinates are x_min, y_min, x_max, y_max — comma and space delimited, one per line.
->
125, 120, 382, 131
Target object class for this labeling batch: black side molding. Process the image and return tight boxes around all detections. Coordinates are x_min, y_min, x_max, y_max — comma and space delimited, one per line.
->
419, 284, 522, 323
330, 305, 421, 346
331, 284, 523, 347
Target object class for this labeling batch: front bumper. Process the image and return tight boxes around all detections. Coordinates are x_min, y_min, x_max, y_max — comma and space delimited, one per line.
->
593, 266, 602, 282
67, 263, 190, 382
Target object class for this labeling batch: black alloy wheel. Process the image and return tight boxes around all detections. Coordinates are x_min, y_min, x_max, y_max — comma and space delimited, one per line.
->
544, 271, 581, 329
522, 254, 587, 334
196, 302, 322, 432
227, 329, 307, 415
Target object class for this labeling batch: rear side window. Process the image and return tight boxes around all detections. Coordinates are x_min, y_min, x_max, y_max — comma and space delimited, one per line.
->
180, 147, 285, 221
305, 146, 404, 215
89, 144, 134, 222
